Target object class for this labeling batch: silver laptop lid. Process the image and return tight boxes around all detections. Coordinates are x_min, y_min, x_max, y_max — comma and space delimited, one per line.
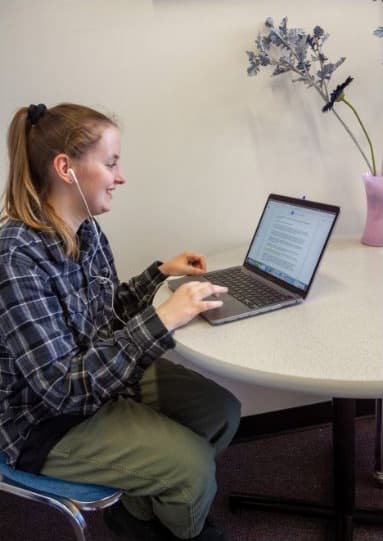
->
244, 194, 340, 299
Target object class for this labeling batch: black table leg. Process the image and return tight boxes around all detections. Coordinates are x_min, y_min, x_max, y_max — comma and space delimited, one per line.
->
373, 399, 383, 485
333, 398, 355, 541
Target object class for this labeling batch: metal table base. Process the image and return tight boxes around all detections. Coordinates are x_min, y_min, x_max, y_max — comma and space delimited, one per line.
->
229, 399, 383, 541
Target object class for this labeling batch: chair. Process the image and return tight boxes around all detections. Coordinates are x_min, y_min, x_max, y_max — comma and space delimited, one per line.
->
0, 451, 122, 541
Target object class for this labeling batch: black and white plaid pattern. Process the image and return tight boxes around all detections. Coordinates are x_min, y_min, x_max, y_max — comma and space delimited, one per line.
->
0, 220, 174, 465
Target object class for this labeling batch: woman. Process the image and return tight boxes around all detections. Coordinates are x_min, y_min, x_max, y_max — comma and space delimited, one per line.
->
0, 103, 241, 541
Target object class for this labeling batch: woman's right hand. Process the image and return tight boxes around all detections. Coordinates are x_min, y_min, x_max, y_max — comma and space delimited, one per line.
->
156, 281, 228, 332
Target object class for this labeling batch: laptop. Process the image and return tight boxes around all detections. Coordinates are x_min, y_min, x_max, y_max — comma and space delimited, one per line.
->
168, 193, 340, 325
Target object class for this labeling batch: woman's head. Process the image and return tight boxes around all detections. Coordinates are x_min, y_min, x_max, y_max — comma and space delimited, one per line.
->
3, 102, 120, 257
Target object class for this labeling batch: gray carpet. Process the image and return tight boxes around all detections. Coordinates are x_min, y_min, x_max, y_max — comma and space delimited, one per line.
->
1, 416, 383, 540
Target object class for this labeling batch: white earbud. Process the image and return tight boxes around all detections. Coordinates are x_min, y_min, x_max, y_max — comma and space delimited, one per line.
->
68, 167, 79, 185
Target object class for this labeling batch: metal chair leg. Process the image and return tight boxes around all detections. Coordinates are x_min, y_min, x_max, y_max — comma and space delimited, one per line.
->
373, 399, 383, 487
0, 481, 88, 541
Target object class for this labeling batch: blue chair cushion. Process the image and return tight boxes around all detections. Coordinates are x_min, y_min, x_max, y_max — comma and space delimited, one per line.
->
0, 452, 118, 502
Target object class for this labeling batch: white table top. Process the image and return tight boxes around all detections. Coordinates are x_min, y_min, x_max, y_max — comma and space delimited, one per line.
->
154, 237, 383, 399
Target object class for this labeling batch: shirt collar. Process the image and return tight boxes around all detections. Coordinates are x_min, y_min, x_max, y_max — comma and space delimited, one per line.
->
39, 219, 96, 263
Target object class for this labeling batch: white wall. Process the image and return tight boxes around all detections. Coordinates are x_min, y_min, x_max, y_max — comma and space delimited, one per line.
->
1, 0, 382, 415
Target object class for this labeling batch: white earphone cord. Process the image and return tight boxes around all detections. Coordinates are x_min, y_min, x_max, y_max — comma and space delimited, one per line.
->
68, 168, 126, 326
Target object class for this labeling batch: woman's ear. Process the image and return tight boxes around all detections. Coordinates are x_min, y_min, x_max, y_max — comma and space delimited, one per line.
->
53, 154, 73, 185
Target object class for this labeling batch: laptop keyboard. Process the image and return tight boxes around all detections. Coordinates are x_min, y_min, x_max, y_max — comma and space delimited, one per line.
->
204, 268, 292, 308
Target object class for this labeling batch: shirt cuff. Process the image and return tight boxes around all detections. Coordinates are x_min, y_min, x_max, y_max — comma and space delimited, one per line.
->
144, 305, 175, 349
123, 304, 175, 354
150, 260, 167, 282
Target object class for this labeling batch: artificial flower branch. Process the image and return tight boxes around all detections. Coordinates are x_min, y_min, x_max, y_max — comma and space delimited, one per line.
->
337, 95, 376, 176
321, 77, 377, 175
247, 17, 379, 176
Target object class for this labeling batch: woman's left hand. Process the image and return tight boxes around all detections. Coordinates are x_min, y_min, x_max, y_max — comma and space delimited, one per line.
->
159, 252, 207, 277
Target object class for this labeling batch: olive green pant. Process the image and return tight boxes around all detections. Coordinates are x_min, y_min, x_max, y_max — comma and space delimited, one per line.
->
41, 358, 241, 539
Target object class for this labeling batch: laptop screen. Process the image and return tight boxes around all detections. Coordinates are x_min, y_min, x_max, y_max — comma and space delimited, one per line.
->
245, 195, 339, 295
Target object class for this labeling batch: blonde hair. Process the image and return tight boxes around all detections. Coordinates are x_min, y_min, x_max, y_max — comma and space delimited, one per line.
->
2, 103, 117, 258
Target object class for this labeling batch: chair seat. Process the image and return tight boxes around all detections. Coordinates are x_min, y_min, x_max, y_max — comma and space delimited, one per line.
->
0, 451, 118, 503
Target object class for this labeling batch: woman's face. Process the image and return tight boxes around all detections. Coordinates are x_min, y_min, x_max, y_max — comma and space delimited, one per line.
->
73, 125, 125, 217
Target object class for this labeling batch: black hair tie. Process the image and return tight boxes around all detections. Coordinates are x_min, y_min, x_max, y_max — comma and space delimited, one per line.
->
27, 103, 47, 126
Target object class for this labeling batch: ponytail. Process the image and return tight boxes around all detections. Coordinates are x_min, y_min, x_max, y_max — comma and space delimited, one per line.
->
4, 107, 46, 228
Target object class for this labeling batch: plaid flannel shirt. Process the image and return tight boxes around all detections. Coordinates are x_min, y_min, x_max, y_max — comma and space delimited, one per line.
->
0, 219, 174, 465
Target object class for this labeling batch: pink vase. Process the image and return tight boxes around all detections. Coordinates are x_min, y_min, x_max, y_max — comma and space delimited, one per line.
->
361, 173, 383, 247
